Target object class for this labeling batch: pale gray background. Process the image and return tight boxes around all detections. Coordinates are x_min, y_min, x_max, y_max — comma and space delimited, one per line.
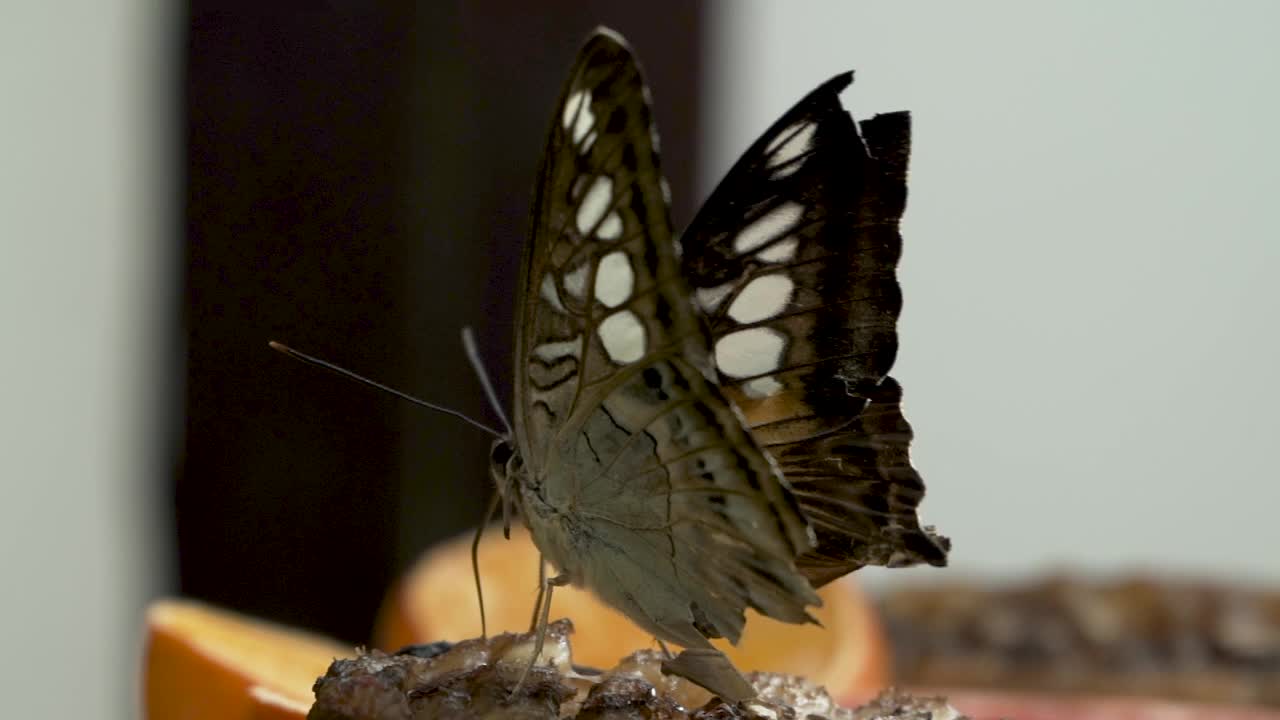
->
4, 2, 1278, 718
705, 1, 1280, 586
2, 2, 174, 718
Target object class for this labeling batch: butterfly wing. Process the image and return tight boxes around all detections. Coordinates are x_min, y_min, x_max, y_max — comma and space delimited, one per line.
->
511, 29, 819, 648
678, 74, 949, 588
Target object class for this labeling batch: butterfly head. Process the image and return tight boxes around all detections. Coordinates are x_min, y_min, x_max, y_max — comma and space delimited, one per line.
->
488, 437, 530, 539
488, 437, 523, 497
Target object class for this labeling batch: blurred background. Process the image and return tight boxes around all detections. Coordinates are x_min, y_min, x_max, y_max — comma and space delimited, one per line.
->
3, 1, 1278, 717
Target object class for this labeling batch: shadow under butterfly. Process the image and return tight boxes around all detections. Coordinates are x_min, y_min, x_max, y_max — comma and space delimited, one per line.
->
482, 27, 950, 701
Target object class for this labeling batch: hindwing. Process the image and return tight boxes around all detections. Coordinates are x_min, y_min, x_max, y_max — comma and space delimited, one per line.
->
679, 75, 950, 587
511, 29, 820, 648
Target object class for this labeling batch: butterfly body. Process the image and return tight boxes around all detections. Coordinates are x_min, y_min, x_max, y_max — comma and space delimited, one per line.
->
500, 345, 820, 649
493, 27, 948, 675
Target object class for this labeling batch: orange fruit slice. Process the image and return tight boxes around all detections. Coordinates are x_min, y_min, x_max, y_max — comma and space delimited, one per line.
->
143, 599, 349, 720
374, 526, 891, 702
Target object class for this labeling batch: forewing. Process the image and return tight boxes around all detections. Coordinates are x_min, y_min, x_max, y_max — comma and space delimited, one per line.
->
679, 74, 949, 587
513, 29, 819, 647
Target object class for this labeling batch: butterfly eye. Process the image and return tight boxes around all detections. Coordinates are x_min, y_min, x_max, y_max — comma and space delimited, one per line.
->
488, 439, 515, 482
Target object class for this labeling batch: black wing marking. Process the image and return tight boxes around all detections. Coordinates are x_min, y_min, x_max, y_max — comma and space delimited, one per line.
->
678, 74, 949, 587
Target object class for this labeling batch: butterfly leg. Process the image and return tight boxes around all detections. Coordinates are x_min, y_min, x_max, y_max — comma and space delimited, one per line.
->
470, 492, 502, 638
655, 638, 675, 660
510, 566, 570, 698
528, 556, 547, 632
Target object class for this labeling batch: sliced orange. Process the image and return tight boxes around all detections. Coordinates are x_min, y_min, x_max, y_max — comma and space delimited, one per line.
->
246, 687, 313, 720
143, 599, 349, 720
374, 526, 891, 702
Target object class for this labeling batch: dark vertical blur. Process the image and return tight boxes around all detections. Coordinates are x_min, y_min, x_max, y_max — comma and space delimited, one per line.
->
180, 3, 703, 643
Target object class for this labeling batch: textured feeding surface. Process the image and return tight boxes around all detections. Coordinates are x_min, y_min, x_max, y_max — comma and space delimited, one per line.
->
307, 619, 961, 720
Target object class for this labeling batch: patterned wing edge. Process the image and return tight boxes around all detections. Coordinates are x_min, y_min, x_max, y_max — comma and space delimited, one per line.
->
789, 112, 948, 585
680, 77, 950, 588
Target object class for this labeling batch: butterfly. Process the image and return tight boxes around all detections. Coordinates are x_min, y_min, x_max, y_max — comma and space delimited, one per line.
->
487, 27, 949, 699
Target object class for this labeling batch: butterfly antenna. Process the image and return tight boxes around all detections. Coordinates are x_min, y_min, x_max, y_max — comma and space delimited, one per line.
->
460, 327, 513, 438
268, 341, 505, 438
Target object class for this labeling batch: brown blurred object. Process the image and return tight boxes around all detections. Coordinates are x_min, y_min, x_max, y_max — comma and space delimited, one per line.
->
880, 575, 1280, 707
941, 690, 1280, 720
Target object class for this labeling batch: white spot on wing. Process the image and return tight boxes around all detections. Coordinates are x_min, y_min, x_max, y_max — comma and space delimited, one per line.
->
597, 211, 623, 240
756, 237, 799, 263
562, 90, 586, 128
742, 376, 784, 399
563, 263, 589, 299
576, 176, 613, 235
727, 274, 794, 324
599, 309, 645, 363
562, 89, 596, 146
540, 274, 565, 312
771, 161, 802, 181
695, 282, 734, 313
714, 327, 786, 378
594, 251, 634, 308
765, 122, 816, 169
734, 202, 803, 254
533, 337, 581, 362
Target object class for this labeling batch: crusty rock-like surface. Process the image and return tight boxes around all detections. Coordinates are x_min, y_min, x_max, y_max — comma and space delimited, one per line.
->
307, 619, 961, 720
